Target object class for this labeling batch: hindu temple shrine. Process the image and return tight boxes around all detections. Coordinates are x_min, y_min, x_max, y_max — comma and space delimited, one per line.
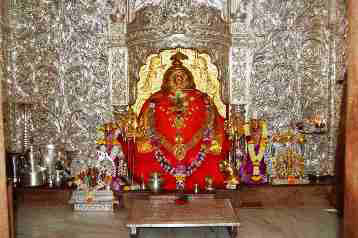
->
0, 0, 357, 237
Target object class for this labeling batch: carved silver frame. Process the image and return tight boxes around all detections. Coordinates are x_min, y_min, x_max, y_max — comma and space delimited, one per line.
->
126, 2, 231, 105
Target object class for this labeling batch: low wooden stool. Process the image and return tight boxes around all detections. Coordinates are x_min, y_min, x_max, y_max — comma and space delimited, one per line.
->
126, 197, 240, 238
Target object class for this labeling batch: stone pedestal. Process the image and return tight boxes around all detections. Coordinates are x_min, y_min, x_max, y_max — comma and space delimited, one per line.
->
69, 190, 114, 212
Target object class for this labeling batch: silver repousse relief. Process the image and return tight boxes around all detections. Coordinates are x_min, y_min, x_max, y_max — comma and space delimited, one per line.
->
229, 0, 346, 176
1, 0, 347, 176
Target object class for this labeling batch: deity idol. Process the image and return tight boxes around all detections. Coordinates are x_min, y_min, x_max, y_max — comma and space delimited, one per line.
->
120, 52, 230, 191
240, 114, 269, 184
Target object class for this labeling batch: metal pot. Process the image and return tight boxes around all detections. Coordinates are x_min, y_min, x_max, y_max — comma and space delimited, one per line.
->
41, 143, 58, 176
6, 152, 24, 185
54, 170, 64, 187
26, 146, 41, 172
148, 172, 163, 192
20, 166, 47, 187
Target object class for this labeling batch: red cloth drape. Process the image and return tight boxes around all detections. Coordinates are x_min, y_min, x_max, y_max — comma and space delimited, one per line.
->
120, 89, 229, 191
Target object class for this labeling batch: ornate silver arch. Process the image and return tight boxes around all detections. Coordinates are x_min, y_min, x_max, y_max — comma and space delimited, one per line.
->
126, 1, 231, 105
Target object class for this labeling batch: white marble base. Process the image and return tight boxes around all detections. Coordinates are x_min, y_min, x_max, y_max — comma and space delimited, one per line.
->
69, 190, 114, 212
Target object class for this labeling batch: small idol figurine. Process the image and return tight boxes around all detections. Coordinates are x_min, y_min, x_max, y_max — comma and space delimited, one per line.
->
240, 112, 269, 184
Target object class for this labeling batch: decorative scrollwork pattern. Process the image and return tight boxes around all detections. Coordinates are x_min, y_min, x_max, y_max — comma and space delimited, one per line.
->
1, 0, 347, 177
230, 0, 347, 176
3, 0, 114, 158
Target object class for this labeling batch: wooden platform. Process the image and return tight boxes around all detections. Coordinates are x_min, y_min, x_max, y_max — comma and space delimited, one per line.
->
240, 183, 335, 208
118, 182, 335, 209
14, 186, 72, 207
13, 182, 335, 209
126, 198, 240, 238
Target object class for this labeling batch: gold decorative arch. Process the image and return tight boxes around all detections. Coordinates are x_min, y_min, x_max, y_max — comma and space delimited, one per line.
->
133, 48, 226, 117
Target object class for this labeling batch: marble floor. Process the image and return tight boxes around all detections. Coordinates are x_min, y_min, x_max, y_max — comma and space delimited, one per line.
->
15, 205, 341, 238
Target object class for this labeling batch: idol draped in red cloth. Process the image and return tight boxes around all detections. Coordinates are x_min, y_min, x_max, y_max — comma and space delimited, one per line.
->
120, 52, 230, 191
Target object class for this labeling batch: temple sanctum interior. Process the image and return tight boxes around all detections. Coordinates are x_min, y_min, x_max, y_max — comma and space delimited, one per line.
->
0, 0, 358, 237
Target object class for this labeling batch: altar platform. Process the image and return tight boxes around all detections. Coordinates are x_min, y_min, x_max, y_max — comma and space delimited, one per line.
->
14, 180, 335, 209
116, 179, 335, 209
12, 181, 338, 238
15, 204, 339, 238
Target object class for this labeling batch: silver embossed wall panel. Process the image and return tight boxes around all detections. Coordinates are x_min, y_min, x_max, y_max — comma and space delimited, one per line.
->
3, 1, 60, 152
327, 0, 346, 175
111, 47, 128, 105
130, 0, 228, 21
0, 0, 9, 150
3, 0, 115, 158
132, 0, 226, 10
2, 0, 346, 176
58, 0, 112, 156
230, 0, 347, 176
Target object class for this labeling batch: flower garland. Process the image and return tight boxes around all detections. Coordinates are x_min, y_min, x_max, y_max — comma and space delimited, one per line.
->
153, 143, 208, 176
244, 120, 268, 177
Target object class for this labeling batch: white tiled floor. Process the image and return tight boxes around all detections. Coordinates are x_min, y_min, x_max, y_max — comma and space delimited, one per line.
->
16, 206, 340, 238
